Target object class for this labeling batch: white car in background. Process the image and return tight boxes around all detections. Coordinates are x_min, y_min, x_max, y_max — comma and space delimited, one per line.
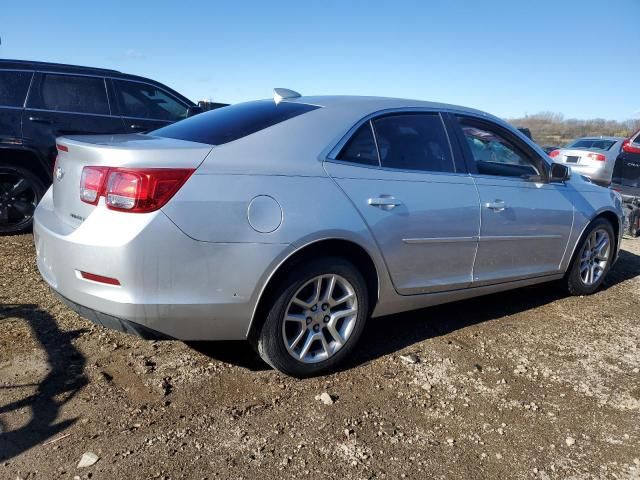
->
549, 137, 625, 186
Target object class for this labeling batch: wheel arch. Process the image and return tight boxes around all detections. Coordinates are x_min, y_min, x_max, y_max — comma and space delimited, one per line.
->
247, 237, 381, 343
0, 146, 52, 184
566, 209, 621, 271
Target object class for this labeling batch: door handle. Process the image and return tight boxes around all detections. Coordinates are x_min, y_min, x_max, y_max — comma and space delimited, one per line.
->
368, 196, 402, 210
484, 200, 506, 211
28, 116, 52, 124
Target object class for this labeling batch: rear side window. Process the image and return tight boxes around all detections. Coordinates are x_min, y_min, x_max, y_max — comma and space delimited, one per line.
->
373, 113, 454, 172
151, 100, 320, 145
114, 79, 188, 121
0, 70, 33, 107
337, 123, 379, 166
29, 74, 109, 115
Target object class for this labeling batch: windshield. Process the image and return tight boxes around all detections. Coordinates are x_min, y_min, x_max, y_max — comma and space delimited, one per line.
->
567, 139, 617, 151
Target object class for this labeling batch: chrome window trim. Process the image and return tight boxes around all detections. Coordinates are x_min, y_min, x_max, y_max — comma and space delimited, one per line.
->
0, 69, 34, 109
326, 107, 462, 175
369, 119, 382, 168
119, 115, 173, 123
15, 69, 189, 120
24, 107, 115, 119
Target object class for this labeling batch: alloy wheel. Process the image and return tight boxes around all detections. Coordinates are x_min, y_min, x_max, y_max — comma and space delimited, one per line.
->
282, 274, 358, 364
0, 172, 38, 231
578, 228, 611, 286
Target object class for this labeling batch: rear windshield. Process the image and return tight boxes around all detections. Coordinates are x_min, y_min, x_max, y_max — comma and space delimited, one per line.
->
567, 139, 617, 151
151, 100, 320, 145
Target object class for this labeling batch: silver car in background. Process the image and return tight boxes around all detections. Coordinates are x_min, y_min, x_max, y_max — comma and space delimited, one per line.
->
34, 90, 624, 377
549, 136, 625, 186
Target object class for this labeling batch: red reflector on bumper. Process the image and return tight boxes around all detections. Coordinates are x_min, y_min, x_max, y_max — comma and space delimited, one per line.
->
80, 271, 121, 286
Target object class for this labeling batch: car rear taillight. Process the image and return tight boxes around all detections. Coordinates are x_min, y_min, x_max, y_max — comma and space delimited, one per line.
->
549, 149, 561, 158
80, 167, 109, 205
622, 139, 640, 154
79, 167, 194, 212
587, 152, 606, 161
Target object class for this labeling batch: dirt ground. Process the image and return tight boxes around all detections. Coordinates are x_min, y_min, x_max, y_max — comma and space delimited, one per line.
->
1, 234, 639, 480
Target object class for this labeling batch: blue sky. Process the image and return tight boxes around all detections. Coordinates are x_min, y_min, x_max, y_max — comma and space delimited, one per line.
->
1, 0, 638, 120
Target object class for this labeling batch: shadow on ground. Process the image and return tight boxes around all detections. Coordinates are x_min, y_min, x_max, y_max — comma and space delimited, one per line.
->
0, 304, 88, 462
191, 246, 640, 374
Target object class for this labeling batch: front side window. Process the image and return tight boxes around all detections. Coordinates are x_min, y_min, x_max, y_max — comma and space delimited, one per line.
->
114, 80, 187, 121
372, 113, 454, 172
337, 123, 379, 166
0, 71, 33, 107
459, 119, 540, 178
30, 74, 109, 115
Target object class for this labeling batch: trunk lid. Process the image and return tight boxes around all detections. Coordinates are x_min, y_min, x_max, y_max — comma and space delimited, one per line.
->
53, 134, 213, 228
557, 148, 606, 166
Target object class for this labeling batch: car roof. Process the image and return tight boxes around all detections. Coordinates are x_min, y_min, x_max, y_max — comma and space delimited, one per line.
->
285, 95, 497, 119
571, 136, 626, 142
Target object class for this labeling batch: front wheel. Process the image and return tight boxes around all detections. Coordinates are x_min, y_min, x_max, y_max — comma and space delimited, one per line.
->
256, 257, 369, 377
564, 218, 615, 295
0, 166, 45, 235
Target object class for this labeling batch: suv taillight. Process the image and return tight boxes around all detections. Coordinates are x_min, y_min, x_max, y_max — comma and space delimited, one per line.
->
80, 167, 194, 213
549, 149, 561, 158
622, 138, 640, 154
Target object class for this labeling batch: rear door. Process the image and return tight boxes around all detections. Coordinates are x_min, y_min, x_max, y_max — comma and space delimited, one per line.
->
324, 112, 480, 294
111, 79, 190, 133
22, 72, 125, 169
452, 115, 574, 285
0, 69, 33, 144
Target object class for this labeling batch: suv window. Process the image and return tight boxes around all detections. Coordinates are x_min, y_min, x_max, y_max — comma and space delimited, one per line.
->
114, 79, 187, 121
458, 119, 540, 178
0, 71, 33, 107
29, 74, 109, 115
152, 100, 321, 146
372, 113, 454, 172
337, 123, 379, 166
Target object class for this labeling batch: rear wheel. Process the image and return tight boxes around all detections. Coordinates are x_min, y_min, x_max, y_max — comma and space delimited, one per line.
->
564, 218, 614, 295
256, 257, 369, 377
0, 166, 45, 235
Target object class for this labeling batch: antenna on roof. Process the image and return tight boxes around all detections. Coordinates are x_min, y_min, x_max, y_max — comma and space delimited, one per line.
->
273, 88, 301, 105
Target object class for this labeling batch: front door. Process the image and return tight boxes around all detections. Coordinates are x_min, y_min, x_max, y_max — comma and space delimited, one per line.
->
324, 112, 480, 294
453, 116, 574, 285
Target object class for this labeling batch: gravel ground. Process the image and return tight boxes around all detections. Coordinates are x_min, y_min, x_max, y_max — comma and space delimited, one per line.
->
1, 234, 639, 479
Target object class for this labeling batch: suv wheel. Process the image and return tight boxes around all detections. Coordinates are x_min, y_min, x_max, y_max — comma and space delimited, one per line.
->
256, 257, 369, 377
0, 165, 45, 235
564, 218, 615, 295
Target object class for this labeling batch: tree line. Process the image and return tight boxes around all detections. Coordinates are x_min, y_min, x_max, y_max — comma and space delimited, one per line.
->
507, 112, 640, 147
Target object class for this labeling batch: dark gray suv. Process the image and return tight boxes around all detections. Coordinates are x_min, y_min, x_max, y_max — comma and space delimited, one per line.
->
0, 59, 216, 234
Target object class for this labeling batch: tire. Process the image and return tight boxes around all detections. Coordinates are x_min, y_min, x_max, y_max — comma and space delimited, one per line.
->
564, 218, 615, 296
256, 257, 369, 378
0, 165, 45, 235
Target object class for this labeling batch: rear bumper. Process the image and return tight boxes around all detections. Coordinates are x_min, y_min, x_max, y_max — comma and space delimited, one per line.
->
34, 188, 290, 340
54, 291, 172, 339
568, 164, 611, 184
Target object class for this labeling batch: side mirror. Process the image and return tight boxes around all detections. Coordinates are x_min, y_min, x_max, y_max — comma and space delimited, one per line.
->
186, 105, 204, 117
549, 163, 570, 183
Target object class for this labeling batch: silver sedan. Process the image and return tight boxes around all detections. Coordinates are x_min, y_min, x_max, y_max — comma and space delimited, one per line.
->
34, 90, 624, 377
549, 136, 625, 186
